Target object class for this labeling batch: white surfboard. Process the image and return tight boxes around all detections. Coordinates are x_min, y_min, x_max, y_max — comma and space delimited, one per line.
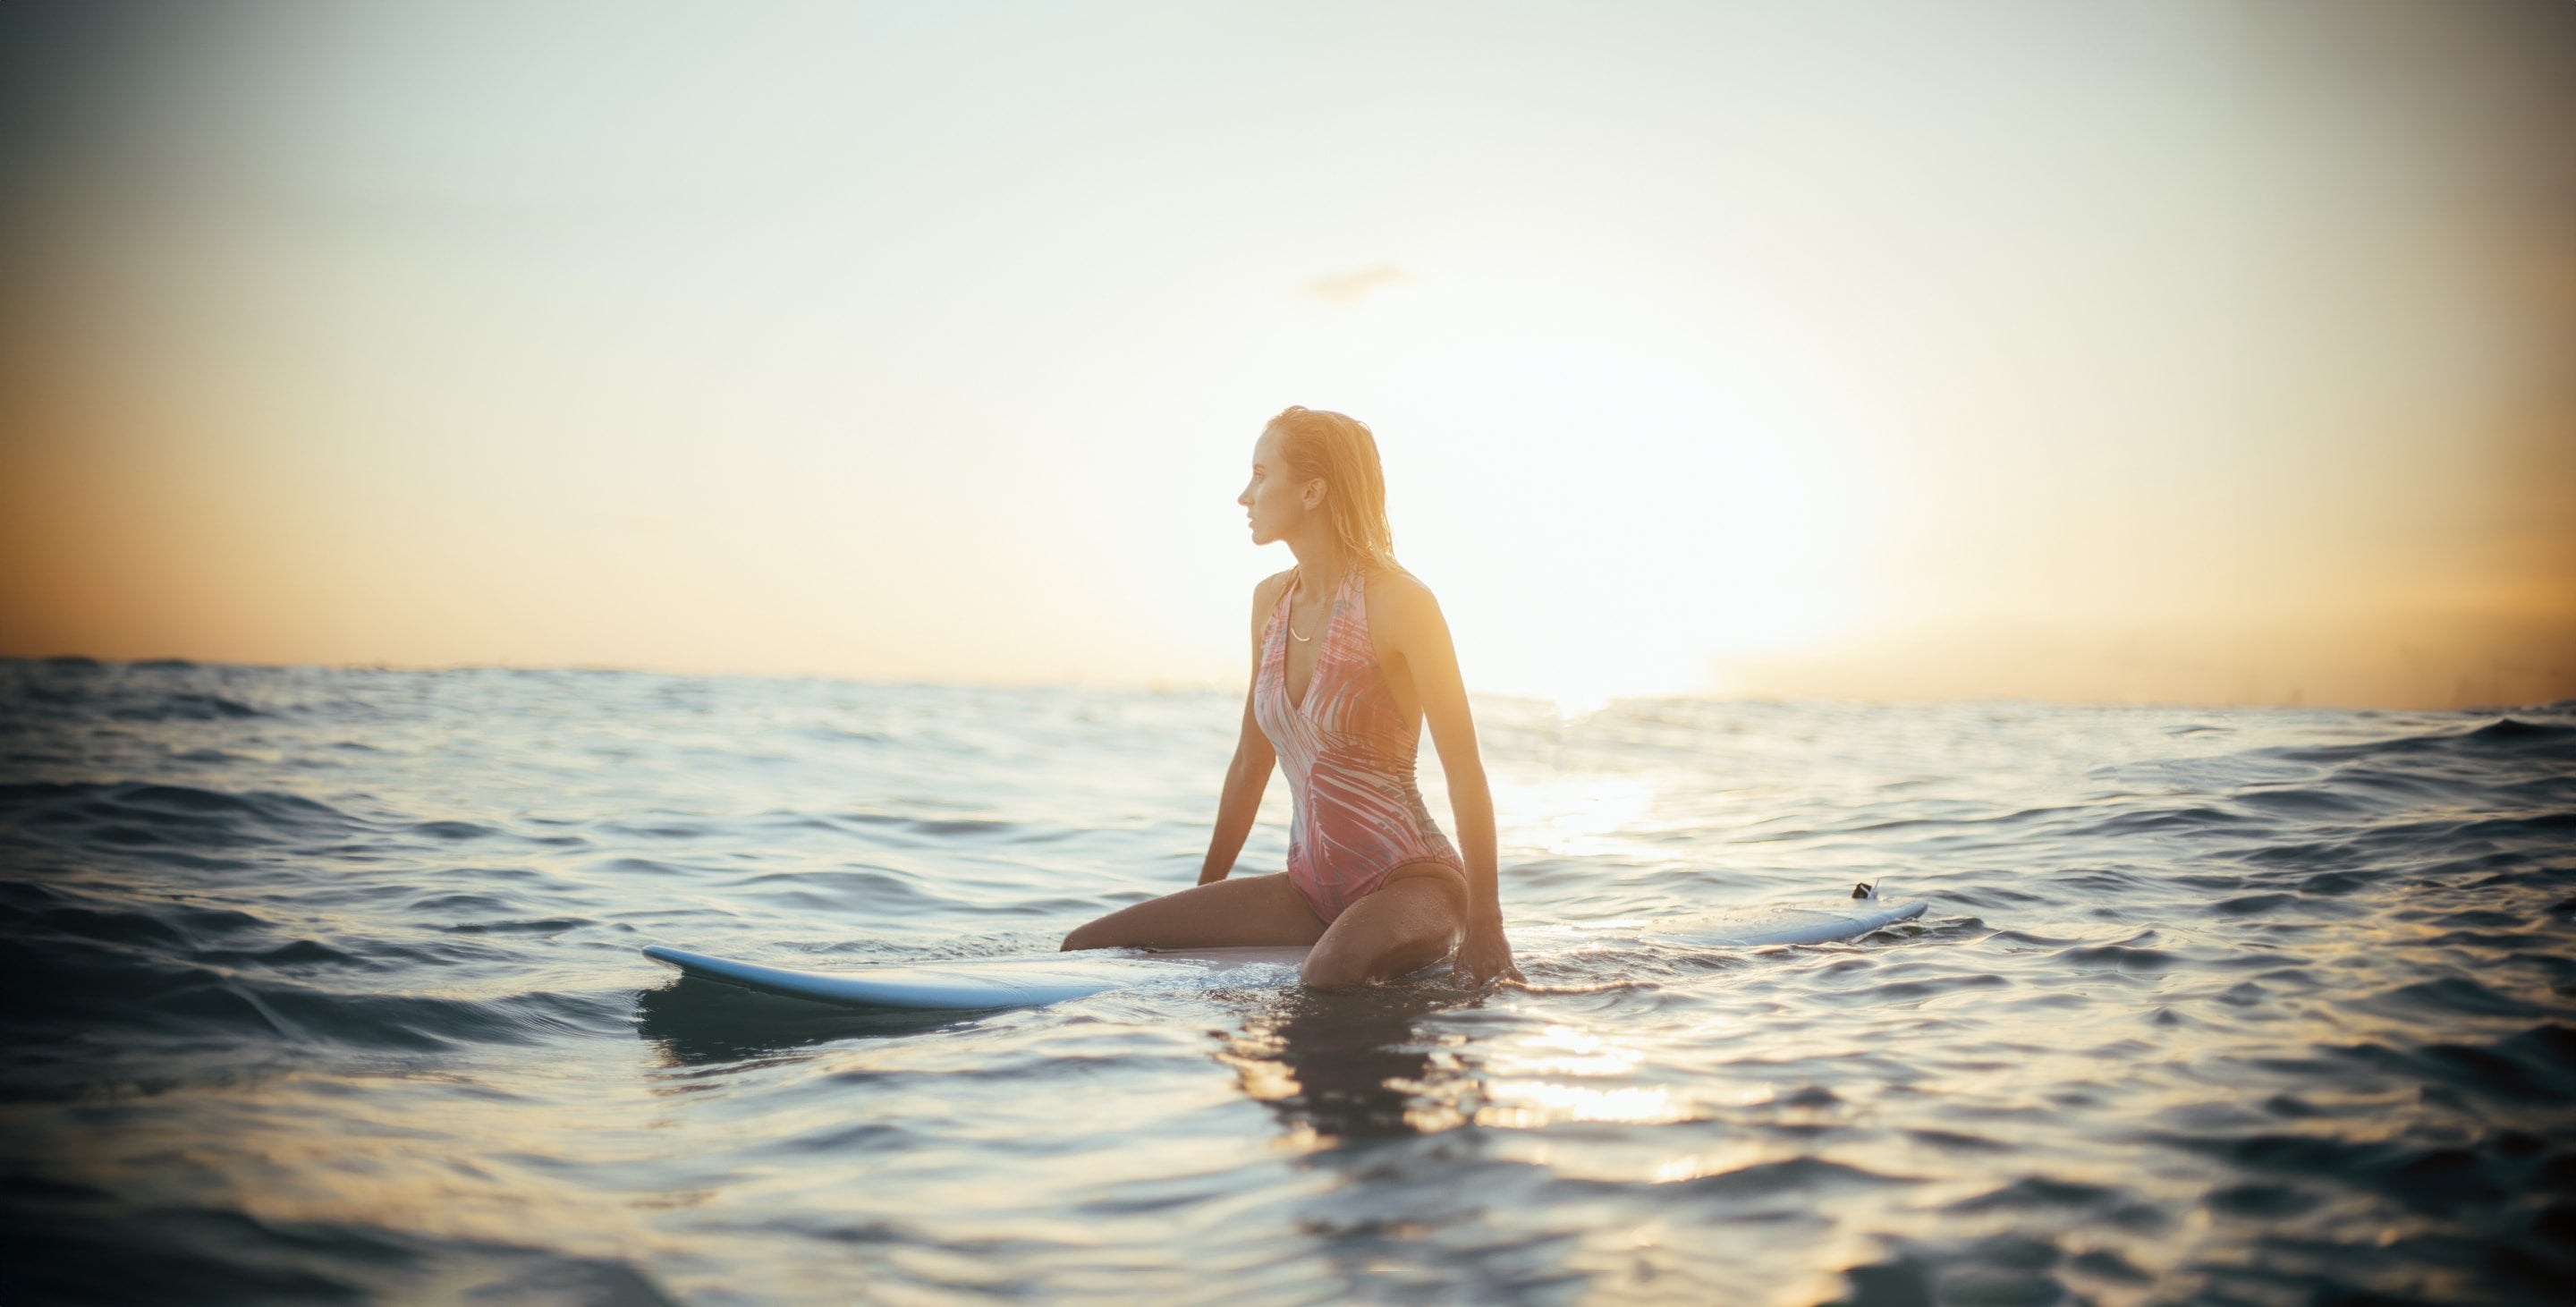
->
638, 944, 1311, 1011
1519, 895, 1931, 952
642, 895, 1927, 1012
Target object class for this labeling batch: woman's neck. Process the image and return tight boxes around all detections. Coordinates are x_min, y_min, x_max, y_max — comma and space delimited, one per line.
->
1285, 532, 1349, 591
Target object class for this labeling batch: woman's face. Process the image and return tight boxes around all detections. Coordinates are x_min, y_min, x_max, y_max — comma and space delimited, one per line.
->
1238, 429, 1317, 547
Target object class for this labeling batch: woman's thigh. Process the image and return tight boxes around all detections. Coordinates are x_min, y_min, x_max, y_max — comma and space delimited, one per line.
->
1061, 872, 1328, 951
1300, 862, 1468, 989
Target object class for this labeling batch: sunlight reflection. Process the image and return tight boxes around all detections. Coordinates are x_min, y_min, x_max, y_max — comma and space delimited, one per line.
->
1224, 1055, 1301, 1103
1502, 1024, 1647, 1078
1476, 1082, 1691, 1127
1517, 780, 1658, 859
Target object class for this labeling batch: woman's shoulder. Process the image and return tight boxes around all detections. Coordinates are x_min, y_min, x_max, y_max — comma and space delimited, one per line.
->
1360, 563, 1441, 622
1362, 561, 1433, 597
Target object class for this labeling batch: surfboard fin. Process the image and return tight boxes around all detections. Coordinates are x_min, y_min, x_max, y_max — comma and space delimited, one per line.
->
1852, 881, 1875, 900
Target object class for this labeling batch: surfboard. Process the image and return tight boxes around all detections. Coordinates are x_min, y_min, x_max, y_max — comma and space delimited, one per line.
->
638, 944, 1310, 1011
1521, 895, 1930, 952
642, 895, 1927, 1012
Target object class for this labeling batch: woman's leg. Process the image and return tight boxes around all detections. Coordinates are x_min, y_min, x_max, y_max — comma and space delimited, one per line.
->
1061, 872, 1329, 952
1299, 862, 1468, 989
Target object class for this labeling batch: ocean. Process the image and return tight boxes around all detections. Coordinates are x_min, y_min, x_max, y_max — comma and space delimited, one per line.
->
2, 658, 2571, 1304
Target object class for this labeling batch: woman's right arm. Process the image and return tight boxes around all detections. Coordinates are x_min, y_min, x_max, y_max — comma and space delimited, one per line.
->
1198, 577, 1284, 884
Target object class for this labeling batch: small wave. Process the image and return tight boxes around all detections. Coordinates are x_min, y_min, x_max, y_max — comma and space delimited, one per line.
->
762, 1120, 916, 1157
439, 917, 591, 936
1, 881, 267, 949
2324, 1023, 2576, 1105
594, 857, 695, 878
2203, 1181, 2325, 1217
1981, 928, 2085, 947
114, 692, 267, 723
2086, 805, 2257, 836
1552, 1156, 1914, 1206
1868, 972, 2007, 1003
2054, 869, 2153, 895
1673, 1156, 1912, 1200
0, 781, 356, 849
2058, 943, 2178, 972
194, 939, 361, 968
603, 820, 712, 841
0, 920, 630, 1057
0, 1197, 678, 1305
1947, 1175, 2131, 1214
1504, 977, 1661, 996
844, 812, 1026, 840
2362, 976, 2544, 1020
801, 724, 891, 744
410, 819, 498, 841
731, 868, 953, 912
2171, 1124, 2554, 1221
2271, 714, 2576, 767
2210, 892, 2297, 915
2469, 716, 2570, 742
2233, 786, 2370, 817
1905, 1128, 2014, 1152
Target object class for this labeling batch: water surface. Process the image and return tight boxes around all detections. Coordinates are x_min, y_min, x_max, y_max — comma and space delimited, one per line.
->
2, 660, 2571, 1303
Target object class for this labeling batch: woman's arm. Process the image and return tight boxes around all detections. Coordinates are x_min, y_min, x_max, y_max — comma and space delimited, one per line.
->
1199, 576, 1285, 884
1382, 577, 1522, 984
1198, 688, 1276, 884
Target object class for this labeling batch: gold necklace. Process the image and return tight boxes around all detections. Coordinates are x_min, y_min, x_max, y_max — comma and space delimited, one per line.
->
1288, 571, 1320, 641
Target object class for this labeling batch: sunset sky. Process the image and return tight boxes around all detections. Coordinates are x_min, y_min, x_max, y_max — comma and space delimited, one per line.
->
3, 1, 2570, 709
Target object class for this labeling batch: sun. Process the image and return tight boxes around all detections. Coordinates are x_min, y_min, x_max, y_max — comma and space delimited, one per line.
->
1239, 271, 1877, 703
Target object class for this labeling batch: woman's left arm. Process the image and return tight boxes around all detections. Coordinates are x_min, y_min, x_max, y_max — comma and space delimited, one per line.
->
1385, 579, 1522, 986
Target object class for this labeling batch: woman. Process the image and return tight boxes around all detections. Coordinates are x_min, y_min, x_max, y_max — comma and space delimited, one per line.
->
1063, 406, 1521, 989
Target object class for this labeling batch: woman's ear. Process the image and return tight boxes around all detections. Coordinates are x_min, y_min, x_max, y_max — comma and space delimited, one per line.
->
1302, 480, 1327, 510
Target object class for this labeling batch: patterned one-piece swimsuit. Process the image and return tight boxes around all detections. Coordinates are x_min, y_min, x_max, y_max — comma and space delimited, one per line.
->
1250, 564, 1465, 923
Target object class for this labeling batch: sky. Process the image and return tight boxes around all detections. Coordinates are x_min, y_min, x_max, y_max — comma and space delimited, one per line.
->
2, 1, 2571, 709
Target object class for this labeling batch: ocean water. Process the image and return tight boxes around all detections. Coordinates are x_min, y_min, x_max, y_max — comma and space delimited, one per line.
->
1, 658, 2571, 1306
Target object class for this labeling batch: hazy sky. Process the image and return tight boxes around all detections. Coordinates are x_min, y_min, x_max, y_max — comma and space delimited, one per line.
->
4, 1, 2570, 708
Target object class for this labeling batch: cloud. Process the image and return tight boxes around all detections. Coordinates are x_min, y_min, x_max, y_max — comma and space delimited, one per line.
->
1301, 264, 1413, 305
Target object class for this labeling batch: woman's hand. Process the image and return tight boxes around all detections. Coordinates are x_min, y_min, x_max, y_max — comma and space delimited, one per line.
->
1454, 912, 1522, 987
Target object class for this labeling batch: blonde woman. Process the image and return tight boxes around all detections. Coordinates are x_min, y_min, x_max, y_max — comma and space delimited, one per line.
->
1063, 406, 1520, 989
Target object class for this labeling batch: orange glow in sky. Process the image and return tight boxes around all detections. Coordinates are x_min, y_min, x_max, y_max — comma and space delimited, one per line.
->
2, 2, 2570, 708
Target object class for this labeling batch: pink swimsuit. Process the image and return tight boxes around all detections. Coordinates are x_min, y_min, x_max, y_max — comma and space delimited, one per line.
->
1252, 565, 1465, 923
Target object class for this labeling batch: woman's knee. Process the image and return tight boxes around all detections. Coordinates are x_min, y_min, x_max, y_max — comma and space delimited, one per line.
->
1299, 943, 1368, 989
1061, 917, 1115, 951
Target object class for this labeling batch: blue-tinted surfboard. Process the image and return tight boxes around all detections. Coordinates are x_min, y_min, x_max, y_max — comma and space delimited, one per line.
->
643, 896, 1928, 1012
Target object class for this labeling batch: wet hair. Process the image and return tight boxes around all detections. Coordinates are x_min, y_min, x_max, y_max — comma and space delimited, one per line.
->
1267, 405, 1395, 566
